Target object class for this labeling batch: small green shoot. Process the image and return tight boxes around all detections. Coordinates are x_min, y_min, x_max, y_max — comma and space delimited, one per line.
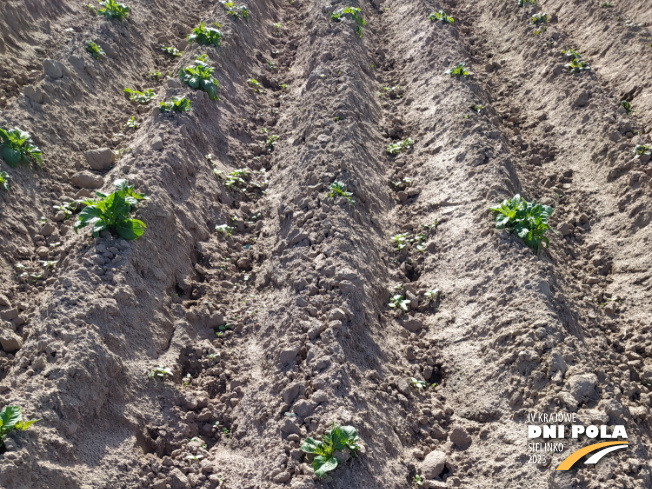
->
124, 88, 157, 104
266, 134, 279, 151
413, 474, 424, 486
148, 70, 163, 81
561, 49, 590, 73
247, 78, 265, 93
531, 12, 548, 24
273, 23, 283, 36
389, 294, 410, 311
424, 289, 440, 301
445, 62, 471, 79
386, 138, 414, 155
74, 179, 148, 240
599, 2, 613, 6
0, 171, 10, 191
179, 57, 220, 101
328, 181, 355, 204
160, 96, 191, 113
379, 85, 404, 99
0, 127, 42, 167
471, 104, 485, 113
518, 0, 536, 5
53, 202, 78, 220
633, 144, 651, 158
215, 224, 235, 236
89, 0, 130, 21
301, 424, 360, 478
620, 100, 632, 115
85, 41, 106, 60
125, 116, 140, 129
490, 194, 553, 253
149, 366, 173, 380
410, 378, 427, 390
331, 7, 366, 37
221, 1, 249, 21
428, 11, 454, 24
161, 45, 183, 57
188, 22, 223, 47
0, 406, 40, 450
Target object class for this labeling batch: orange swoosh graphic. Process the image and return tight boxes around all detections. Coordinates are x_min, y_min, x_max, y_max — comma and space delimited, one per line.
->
556, 441, 628, 470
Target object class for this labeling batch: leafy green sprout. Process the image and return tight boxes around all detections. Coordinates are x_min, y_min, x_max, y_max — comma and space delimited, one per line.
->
215, 224, 235, 236
445, 62, 471, 79
53, 202, 78, 220
561, 48, 590, 73
149, 366, 173, 380
388, 294, 410, 311
85, 41, 106, 60
331, 7, 366, 37
410, 378, 428, 390
125, 116, 140, 129
328, 181, 355, 204
186, 454, 204, 462
161, 45, 183, 57
518, 0, 536, 6
124, 88, 157, 104
179, 57, 220, 101
391, 177, 413, 189
0, 171, 10, 191
266, 134, 279, 151
160, 96, 191, 113
88, 0, 130, 21
413, 474, 424, 486
39, 260, 58, 269
0, 127, 42, 167
188, 22, 223, 47
273, 23, 283, 35
74, 179, 148, 240
428, 10, 454, 24
0, 406, 40, 450
531, 12, 548, 24
599, 2, 613, 6
471, 104, 485, 113
490, 194, 553, 253
267, 60, 276, 71
247, 78, 265, 92
424, 289, 440, 301
621, 100, 632, 115
221, 1, 249, 21
301, 424, 360, 478
386, 138, 414, 155
148, 70, 162, 81
633, 145, 651, 158
215, 323, 232, 337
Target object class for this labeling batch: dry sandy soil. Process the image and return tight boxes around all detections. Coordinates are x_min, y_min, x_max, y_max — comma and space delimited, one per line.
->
1, 0, 652, 488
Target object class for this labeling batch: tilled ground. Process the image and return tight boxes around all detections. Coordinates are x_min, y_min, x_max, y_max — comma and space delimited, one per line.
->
0, 1, 651, 488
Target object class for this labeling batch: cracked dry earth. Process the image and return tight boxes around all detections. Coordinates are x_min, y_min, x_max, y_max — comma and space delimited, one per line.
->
1, 0, 652, 488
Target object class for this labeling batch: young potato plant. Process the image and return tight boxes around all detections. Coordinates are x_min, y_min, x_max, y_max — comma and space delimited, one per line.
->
221, 1, 249, 21
391, 232, 427, 252
331, 7, 366, 37
247, 78, 265, 93
518, 0, 536, 5
633, 144, 651, 158
89, 0, 130, 20
179, 56, 220, 101
388, 294, 410, 311
621, 100, 632, 115
561, 48, 590, 73
379, 85, 405, 99
445, 62, 471, 79
410, 377, 428, 390
148, 70, 163, 81
599, 2, 613, 6
490, 194, 553, 253
53, 201, 79, 220
75, 179, 148, 240
391, 176, 413, 191
0, 127, 42, 167
266, 134, 279, 152
215, 224, 235, 236
160, 96, 191, 113
328, 181, 355, 204
301, 425, 360, 478
161, 45, 183, 57
428, 10, 454, 24
124, 88, 157, 104
414, 474, 425, 486
0, 171, 10, 191
86, 41, 106, 60
471, 103, 484, 113
386, 138, 414, 155
215, 168, 268, 193
0, 406, 39, 449
273, 23, 284, 36
149, 366, 173, 380
531, 12, 548, 33
188, 22, 223, 47
125, 116, 140, 129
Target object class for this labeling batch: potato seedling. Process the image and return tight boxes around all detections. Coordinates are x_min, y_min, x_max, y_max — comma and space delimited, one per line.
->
0, 171, 10, 191
149, 366, 173, 380
75, 179, 148, 240
160, 96, 191, 113
531, 12, 548, 24
53, 202, 79, 220
424, 289, 440, 301
247, 78, 265, 93
89, 0, 130, 20
0, 127, 42, 167
301, 425, 360, 478
380, 85, 405, 99
124, 88, 157, 104
215, 224, 235, 236
85, 41, 106, 60
273, 23, 283, 36
633, 144, 651, 158
413, 474, 424, 486
621, 100, 632, 115
148, 70, 162, 81
386, 138, 414, 155
161, 45, 183, 57
221, 1, 249, 21
490, 194, 553, 253
266, 134, 279, 151
445, 62, 471, 79
331, 7, 366, 37
518, 0, 536, 5
328, 181, 355, 204
388, 294, 410, 311
471, 104, 484, 113
188, 22, 223, 47
125, 116, 140, 129
599, 2, 613, 6
391, 177, 413, 190
0, 406, 39, 450
410, 377, 427, 390
561, 48, 589, 73
179, 58, 220, 101
428, 10, 454, 24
